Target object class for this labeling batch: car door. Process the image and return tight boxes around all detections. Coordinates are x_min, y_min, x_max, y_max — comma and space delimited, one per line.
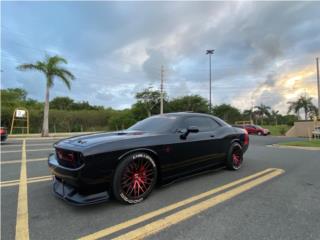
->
169, 116, 222, 176
246, 125, 256, 134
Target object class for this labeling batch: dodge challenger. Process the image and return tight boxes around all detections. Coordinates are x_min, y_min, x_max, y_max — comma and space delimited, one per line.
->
48, 112, 249, 205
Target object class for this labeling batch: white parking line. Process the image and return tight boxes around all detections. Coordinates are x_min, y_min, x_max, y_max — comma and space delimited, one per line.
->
1, 158, 47, 165
1, 175, 52, 188
1, 143, 54, 148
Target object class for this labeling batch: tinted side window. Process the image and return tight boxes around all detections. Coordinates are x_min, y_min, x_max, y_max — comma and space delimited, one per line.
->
183, 117, 220, 132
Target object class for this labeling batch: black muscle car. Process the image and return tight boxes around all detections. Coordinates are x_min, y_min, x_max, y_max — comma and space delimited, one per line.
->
48, 112, 249, 205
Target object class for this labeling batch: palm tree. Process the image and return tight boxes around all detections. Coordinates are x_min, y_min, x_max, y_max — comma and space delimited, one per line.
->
243, 109, 254, 123
271, 110, 279, 126
254, 104, 271, 125
17, 55, 75, 136
288, 96, 317, 120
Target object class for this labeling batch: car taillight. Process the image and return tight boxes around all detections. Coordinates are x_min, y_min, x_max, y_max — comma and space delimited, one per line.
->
244, 130, 249, 145
0, 129, 6, 134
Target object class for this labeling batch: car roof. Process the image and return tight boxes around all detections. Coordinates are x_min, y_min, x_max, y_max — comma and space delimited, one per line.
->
163, 112, 212, 117
159, 112, 229, 126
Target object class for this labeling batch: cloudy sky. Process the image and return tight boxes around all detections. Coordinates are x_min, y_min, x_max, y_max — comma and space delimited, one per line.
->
1, 1, 320, 113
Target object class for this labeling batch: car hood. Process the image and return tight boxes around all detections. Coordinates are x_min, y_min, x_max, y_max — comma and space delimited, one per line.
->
55, 131, 158, 148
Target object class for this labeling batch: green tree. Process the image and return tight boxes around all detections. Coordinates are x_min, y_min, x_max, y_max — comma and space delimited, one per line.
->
279, 114, 298, 126
135, 87, 162, 116
131, 102, 150, 120
108, 109, 136, 130
212, 104, 241, 124
254, 104, 271, 125
288, 96, 317, 120
168, 95, 208, 113
243, 108, 255, 122
50, 97, 74, 110
72, 101, 104, 111
271, 110, 280, 126
17, 55, 75, 136
1, 88, 27, 106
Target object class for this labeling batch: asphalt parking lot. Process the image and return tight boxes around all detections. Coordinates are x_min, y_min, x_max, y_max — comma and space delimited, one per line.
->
1, 135, 320, 240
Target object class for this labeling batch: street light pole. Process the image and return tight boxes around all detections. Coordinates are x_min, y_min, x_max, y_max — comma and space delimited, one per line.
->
206, 50, 214, 112
316, 57, 320, 119
160, 65, 164, 114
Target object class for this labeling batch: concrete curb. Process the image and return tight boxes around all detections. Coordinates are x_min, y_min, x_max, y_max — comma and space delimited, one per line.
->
268, 144, 320, 151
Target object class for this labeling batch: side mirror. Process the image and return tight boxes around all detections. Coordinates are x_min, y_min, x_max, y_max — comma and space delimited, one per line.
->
180, 126, 199, 139
187, 126, 199, 133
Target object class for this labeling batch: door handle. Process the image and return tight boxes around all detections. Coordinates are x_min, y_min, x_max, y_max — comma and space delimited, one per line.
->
210, 135, 215, 138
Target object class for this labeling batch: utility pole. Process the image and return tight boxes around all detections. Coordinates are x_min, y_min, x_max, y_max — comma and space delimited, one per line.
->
206, 50, 214, 112
250, 93, 254, 124
317, 57, 320, 119
160, 65, 164, 114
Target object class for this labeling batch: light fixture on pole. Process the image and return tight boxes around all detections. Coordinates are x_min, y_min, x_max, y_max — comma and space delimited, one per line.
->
206, 49, 214, 112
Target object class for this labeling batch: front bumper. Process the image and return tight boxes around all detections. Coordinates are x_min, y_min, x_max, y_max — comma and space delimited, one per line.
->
52, 177, 109, 206
48, 153, 110, 205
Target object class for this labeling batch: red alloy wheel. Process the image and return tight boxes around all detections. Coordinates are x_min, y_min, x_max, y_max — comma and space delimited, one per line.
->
232, 149, 242, 168
120, 158, 155, 199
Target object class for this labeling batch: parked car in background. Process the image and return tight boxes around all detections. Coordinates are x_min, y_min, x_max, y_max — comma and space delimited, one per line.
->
312, 127, 320, 138
233, 124, 270, 136
244, 125, 270, 136
0, 127, 8, 142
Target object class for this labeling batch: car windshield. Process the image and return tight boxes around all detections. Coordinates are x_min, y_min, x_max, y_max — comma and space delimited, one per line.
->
127, 115, 177, 132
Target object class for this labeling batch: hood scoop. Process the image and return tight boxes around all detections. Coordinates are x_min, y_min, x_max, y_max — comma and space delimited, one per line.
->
117, 131, 143, 136
58, 131, 147, 148
117, 132, 128, 135
77, 140, 88, 144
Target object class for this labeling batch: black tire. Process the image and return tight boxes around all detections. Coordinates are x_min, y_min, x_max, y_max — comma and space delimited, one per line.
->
112, 152, 157, 204
226, 142, 243, 170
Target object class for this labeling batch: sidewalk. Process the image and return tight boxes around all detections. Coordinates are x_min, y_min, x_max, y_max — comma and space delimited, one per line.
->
268, 144, 320, 151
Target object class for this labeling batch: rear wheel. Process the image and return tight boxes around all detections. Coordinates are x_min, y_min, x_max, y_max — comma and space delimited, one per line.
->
226, 143, 243, 170
257, 131, 262, 136
112, 152, 157, 204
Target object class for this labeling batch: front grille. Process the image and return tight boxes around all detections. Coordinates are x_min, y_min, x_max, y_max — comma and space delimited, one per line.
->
55, 148, 83, 168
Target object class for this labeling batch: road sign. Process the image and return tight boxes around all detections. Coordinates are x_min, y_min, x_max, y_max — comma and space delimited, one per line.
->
16, 109, 27, 118
10, 108, 29, 134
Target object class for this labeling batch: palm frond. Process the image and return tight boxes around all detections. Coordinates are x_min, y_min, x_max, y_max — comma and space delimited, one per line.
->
48, 55, 67, 68
17, 63, 45, 73
52, 70, 71, 89
58, 68, 75, 80
17, 54, 74, 90
58, 74, 71, 89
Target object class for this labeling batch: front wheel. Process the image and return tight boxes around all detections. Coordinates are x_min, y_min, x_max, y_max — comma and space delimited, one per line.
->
112, 152, 157, 204
226, 143, 243, 170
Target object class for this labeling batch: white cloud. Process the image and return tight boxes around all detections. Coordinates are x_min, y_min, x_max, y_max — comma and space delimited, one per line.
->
2, 1, 320, 111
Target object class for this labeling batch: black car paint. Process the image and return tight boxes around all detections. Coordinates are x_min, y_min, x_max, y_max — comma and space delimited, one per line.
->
48, 112, 248, 205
